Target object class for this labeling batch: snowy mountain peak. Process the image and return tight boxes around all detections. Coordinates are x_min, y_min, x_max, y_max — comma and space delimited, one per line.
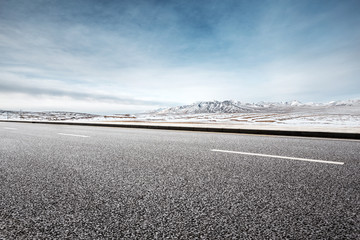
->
289, 100, 303, 106
156, 100, 259, 114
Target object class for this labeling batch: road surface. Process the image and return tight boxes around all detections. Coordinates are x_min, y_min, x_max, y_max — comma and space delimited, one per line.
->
1, 122, 359, 239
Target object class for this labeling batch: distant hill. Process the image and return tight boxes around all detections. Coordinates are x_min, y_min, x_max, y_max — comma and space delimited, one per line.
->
1, 99, 359, 121
151, 99, 360, 114
0, 110, 99, 121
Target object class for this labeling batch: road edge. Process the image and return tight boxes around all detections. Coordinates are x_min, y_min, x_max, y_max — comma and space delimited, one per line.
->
1, 120, 360, 140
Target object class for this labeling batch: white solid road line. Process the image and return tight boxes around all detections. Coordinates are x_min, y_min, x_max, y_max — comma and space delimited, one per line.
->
211, 149, 344, 165
58, 133, 90, 138
4, 127, 17, 130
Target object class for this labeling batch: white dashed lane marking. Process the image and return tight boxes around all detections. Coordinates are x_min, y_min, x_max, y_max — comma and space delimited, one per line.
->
58, 133, 90, 138
211, 149, 344, 165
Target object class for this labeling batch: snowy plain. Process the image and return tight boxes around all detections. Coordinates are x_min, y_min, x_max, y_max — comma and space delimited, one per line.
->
1, 100, 360, 129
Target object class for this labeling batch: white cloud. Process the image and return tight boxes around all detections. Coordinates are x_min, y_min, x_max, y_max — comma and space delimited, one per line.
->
0, 93, 160, 114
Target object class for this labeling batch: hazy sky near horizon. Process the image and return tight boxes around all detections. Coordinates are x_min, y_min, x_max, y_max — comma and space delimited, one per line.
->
1, 0, 360, 113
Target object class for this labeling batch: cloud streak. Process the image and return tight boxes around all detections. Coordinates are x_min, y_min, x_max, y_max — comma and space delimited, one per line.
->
0, 80, 174, 107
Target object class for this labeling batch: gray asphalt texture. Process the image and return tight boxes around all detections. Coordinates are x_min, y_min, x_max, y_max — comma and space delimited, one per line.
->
0, 122, 359, 239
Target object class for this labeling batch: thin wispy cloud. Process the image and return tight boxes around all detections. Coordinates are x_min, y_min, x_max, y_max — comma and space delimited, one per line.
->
1, 0, 359, 113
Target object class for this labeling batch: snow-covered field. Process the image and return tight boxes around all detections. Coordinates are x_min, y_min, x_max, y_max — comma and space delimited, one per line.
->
0, 110, 99, 121
1, 99, 359, 127
123, 112, 360, 127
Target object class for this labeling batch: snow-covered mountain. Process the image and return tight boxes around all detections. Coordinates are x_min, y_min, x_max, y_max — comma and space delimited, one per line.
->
154, 100, 253, 114
1, 99, 359, 127
152, 99, 360, 114
1, 99, 359, 122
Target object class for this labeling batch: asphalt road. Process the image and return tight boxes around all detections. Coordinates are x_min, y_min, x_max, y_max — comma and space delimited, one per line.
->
0, 122, 359, 239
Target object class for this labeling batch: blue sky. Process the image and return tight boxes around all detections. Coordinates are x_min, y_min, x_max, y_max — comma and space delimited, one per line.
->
1, 0, 360, 113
